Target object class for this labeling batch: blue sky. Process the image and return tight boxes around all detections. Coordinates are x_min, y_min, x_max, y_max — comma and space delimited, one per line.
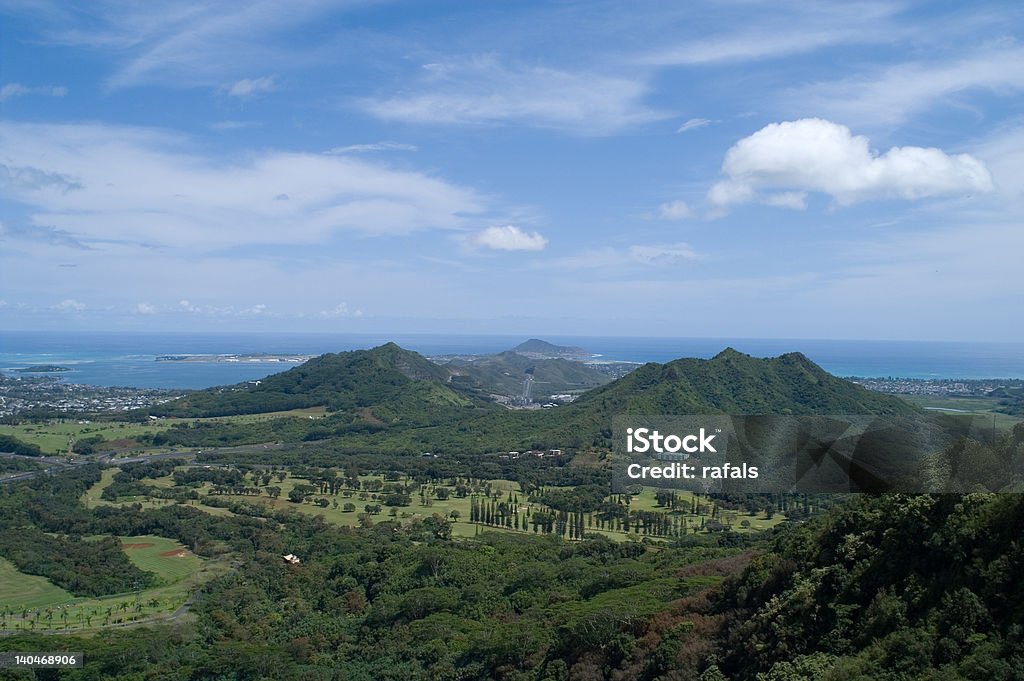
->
0, 1, 1022, 340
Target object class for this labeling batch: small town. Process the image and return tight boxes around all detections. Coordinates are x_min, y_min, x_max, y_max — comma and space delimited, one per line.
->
0, 374, 180, 418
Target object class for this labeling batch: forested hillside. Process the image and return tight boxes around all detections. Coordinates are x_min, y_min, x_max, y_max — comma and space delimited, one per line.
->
712, 488, 1024, 680
145, 345, 919, 453
150, 343, 481, 419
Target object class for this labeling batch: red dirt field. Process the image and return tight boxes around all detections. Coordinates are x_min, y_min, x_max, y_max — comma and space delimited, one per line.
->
159, 549, 187, 558
121, 542, 155, 549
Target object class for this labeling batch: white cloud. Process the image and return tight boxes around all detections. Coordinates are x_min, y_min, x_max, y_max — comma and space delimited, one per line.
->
676, 118, 712, 133
657, 200, 692, 220
763, 192, 808, 210
360, 55, 664, 134
791, 45, 1024, 126
320, 302, 362, 318
0, 83, 67, 101
135, 302, 157, 315
0, 121, 486, 249
708, 119, 993, 208
472, 225, 548, 252
53, 299, 85, 311
225, 76, 275, 97
327, 142, 418, 154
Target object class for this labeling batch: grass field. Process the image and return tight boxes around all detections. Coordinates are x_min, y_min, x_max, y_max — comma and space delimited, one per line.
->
82, 467, 236, 517
902, 395, 1022, 431
84, 460, 782, 548
0, 406, 329, 455
120, 535, 204, 584
0, 559, 75, 610
188, 471, 783, 541
0, 535, 229, 634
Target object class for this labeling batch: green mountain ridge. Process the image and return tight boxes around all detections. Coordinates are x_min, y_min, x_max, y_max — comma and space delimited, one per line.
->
462, 346, 920, 451
150, 343, 481, 419
572, 346, 918, 416
145, 343, 920, 452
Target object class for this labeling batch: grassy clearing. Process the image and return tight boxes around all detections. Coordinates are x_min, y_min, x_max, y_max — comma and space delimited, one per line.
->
902, 395, 1022, 431
84, 464, 783, 540
81, 467, 235, 517
0, 406, 329, 455
192, 472, 782, 541
120, 535, 204, 583
0, 559, 75, 610
0, 535, 229, 634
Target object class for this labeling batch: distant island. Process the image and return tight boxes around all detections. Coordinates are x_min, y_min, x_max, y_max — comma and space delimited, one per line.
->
156, 353, 313, 364
511, 338, 589, 360
14, 365, 71, 373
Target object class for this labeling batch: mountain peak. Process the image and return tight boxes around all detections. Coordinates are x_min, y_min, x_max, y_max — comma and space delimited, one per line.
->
511, 339, 587, 359
712, 347, 749, 361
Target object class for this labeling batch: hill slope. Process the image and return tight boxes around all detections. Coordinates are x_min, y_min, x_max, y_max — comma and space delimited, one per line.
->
714, 491, 1024, 680
440, 347, 919, 451
562, 347, 913, 432
570, 347, 917, 417
150, 343, 478, 418
511, 338, 588, 359
444, 351, 612, 399
147, 345, 919, 452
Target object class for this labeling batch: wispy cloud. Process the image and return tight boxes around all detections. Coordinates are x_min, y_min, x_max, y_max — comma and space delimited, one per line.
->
20, 1, 349, 90
638, 3, 901, 66
224, 76, 275, 97
471, 225, 548, 252
789, 44, 1024, 126
320, 302, 363, 318
0, 121, 487, 250
707, 119, 993, 209
657, 200, 692, 220
52, 298, 86, 312
0, 222, 92, 250
326, 141, 418, 154
676, 118, 713, 133
545, 242, 703, 270
209, 120, 261, 131
0, 83, 67, 101
359, 55, 665, 135
0, 163, 81, 193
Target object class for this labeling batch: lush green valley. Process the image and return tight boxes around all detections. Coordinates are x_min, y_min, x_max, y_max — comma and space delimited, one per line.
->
1, 345, 1021, 679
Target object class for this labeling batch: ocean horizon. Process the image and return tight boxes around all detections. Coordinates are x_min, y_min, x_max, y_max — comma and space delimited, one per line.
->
2, 330, 1023, 389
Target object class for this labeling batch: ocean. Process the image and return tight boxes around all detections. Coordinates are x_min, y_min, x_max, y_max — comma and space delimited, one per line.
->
1, 330, 1023, 389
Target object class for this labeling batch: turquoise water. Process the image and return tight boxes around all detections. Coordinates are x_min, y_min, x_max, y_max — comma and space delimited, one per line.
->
1, 331, 1023, 388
